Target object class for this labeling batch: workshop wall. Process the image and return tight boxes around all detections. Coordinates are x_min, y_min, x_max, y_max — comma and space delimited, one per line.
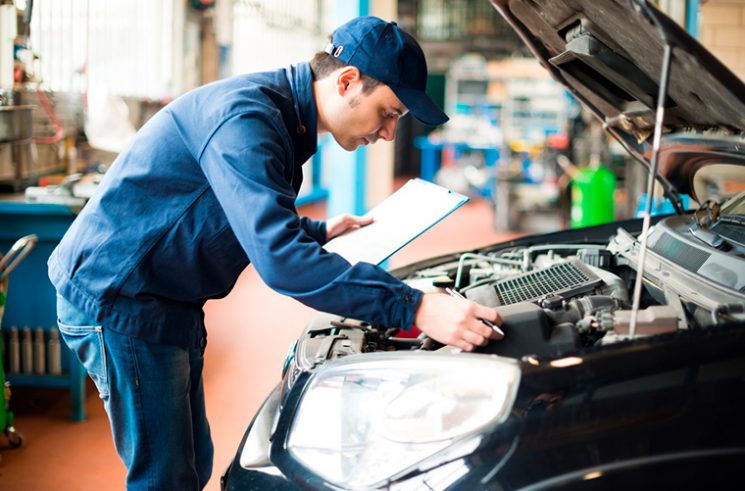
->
700, 0, 745, 81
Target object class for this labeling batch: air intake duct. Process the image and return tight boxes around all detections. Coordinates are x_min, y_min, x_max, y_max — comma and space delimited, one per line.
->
464, 260, 603, 307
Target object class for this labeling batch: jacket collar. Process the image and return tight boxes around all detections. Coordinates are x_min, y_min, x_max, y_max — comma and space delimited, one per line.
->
286, 62, 318, 166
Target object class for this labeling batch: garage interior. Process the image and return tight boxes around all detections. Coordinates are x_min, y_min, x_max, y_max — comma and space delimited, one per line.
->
0, 1, 744, 490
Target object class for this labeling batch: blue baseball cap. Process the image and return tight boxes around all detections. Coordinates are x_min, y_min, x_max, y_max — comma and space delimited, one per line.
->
324, 16, 449, 126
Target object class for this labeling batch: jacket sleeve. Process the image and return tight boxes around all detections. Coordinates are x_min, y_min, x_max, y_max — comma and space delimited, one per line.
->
198, 112, 422, 328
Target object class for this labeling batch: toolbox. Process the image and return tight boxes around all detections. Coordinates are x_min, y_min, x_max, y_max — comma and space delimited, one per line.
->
0, 201, 85, 421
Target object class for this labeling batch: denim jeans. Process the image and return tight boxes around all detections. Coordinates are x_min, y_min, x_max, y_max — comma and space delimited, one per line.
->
56, 295, 213, 490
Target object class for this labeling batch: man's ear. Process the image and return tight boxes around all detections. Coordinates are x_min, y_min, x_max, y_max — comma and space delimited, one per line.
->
336, 66, 361, 96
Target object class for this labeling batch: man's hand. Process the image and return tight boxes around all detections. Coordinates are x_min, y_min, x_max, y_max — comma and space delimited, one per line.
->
414, 292, 503, 351
326, 213, 374, 241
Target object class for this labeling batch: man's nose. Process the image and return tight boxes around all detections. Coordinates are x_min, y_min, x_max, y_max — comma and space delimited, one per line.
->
377, 118, 398, 142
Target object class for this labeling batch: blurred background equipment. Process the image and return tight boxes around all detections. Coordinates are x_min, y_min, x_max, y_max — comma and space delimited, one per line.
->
415, 53, 571, 232
0, 233, 37, 451
558, 153, 617, 229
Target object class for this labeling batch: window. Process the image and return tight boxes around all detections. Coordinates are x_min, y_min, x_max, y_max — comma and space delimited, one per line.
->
29, 0, 180, 98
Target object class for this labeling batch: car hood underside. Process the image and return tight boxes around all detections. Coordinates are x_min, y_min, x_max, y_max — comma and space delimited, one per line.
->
490, 0, 745, 192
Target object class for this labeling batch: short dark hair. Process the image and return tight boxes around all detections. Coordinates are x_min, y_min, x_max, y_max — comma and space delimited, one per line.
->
309, 51, 381, 94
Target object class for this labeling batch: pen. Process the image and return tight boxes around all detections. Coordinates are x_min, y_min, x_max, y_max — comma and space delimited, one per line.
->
445, 287, 505, 336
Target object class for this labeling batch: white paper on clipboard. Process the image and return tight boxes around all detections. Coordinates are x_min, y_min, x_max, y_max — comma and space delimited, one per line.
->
323, 178, 469, 265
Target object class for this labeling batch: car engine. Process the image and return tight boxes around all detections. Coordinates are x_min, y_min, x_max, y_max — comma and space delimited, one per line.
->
293, 214, 745, 371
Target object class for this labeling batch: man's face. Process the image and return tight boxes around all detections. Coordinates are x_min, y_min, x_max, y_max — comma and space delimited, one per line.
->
329, 81, 409, 151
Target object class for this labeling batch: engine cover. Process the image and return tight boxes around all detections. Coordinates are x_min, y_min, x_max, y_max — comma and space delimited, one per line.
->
476, 302, 580, 358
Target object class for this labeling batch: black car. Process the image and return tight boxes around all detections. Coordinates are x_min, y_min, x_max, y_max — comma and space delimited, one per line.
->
221, 1, 745, 489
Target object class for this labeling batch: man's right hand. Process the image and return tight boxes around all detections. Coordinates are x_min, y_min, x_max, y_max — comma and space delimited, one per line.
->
413, 292, 504, 351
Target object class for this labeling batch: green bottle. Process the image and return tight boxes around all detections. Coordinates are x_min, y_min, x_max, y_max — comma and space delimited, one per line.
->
570, 157, 616, 228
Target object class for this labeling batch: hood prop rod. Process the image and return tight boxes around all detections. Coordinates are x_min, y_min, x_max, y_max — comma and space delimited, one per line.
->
629, 1, 674, 339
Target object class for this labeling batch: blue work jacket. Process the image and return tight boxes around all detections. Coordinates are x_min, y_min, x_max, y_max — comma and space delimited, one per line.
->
48, 63, 423, 348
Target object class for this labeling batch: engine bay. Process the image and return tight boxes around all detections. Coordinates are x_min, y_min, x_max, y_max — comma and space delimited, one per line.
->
294, 213, 745, 371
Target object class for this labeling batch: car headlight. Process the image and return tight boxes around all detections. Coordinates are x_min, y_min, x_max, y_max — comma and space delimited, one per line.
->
286, 351, 520, 488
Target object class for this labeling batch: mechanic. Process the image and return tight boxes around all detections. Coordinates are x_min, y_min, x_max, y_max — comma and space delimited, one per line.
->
48, 16, 503, 491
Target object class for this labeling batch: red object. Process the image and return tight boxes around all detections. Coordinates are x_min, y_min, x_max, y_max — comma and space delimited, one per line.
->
547, 133, 569, 150
397, 325, 422, 338
13, 64, 23, 84
34, 87, 65, 145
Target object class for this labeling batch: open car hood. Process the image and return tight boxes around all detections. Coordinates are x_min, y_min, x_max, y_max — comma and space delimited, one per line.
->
490, 0, 745, 203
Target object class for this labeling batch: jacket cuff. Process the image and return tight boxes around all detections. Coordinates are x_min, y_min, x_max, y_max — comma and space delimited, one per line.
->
299, 216, 327, 244
397, 284, 424, 331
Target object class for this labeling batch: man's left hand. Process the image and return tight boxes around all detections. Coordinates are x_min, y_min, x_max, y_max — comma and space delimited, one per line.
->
326, 213, 374, 241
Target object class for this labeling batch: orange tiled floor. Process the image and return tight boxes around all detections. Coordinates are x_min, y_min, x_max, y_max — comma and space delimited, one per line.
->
0, 195, 523, 491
